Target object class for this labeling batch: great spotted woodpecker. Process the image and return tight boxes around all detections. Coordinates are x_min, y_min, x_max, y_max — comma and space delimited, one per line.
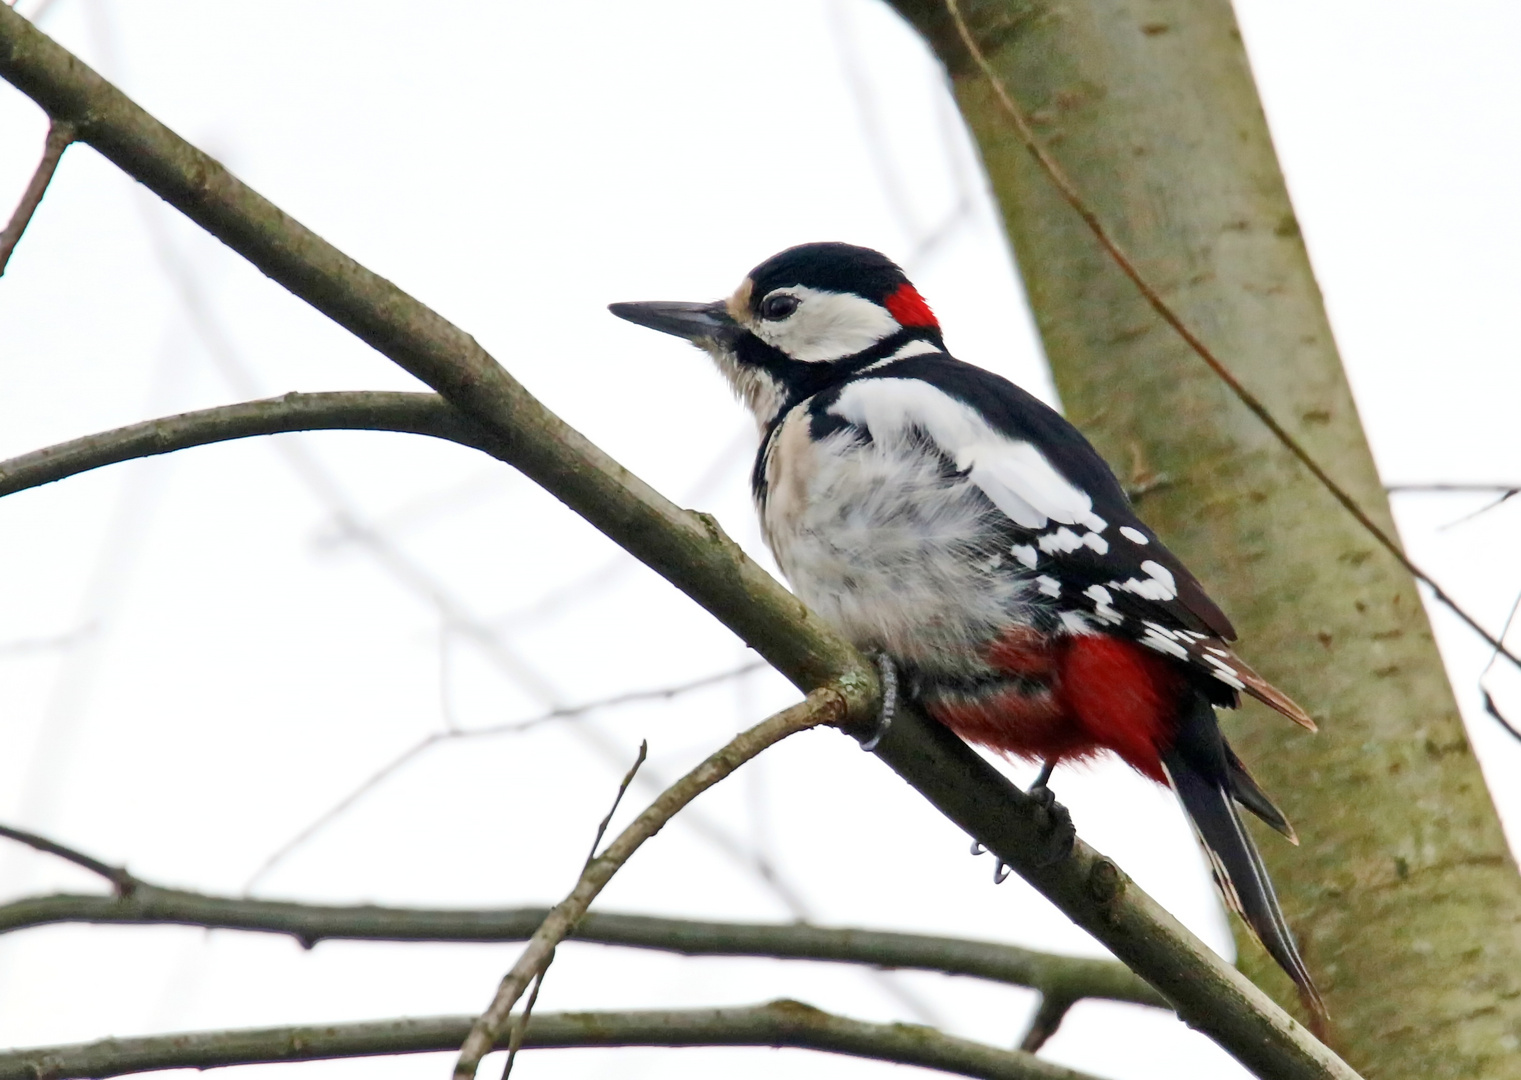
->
611, 242, 1323, 1015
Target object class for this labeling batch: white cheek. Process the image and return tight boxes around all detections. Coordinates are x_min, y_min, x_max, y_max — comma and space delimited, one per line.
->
751, 286, 900, 362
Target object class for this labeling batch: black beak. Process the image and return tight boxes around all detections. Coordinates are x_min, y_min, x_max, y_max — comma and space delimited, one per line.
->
608, 300, 740, 346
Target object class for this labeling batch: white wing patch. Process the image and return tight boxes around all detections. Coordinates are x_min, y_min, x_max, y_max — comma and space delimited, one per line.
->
830, 378, 1108, 534
1038, 526, 1109, 556
1112, 559, 1178, 601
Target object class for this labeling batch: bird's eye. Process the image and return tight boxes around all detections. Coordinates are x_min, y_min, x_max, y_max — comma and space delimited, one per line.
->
760, 294, 799, 321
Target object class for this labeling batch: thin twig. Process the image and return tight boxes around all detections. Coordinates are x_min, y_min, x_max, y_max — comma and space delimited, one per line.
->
1479, 592, 1521, 744
584, 741, 647, 868
0, 886, 1164, 1008
0, 823, 134, 894
1436, 489, 1517, 530
1385, 483, 1521, 494
941, 0, 1520, 674
0, 1001, 1104, 1080
451, 688, 842, 1080
498, 966, 545, 1080
243, 664, 758, 890
501, 742, 646, 1080
0, 118, 74, 275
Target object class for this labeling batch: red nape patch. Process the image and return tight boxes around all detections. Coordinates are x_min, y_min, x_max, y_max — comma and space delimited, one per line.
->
884, 282, 939, 329
1057, 636, 1185, 784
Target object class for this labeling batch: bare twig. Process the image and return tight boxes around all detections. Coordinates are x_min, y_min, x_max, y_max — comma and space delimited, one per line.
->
452, 689, 841, 1080
500, 742, 647, 1080
1385, 483, 1521, 494
0, 885, 1163, 1008
0, 823, 134, 893
1480, 592, 1521, 744
1437, 490, 1518, 530
0, 1001, 1104, 1080
243, 663, 756, 889
940, 0, 1519, 674
0, 117, 73, 275
498, 966, 544, 1080
0, 392, 481, 498
584, 741, 648, 868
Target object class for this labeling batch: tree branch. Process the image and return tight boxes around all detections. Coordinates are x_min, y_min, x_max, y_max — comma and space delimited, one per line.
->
0, 823, 134, 894
0, 115, 72, 275
453, 689, 841, 1080
0, 391, 483, 498
0, 14, 1361, 1078
0, 886, 1163, 1009
0, 1001, 1104, 1080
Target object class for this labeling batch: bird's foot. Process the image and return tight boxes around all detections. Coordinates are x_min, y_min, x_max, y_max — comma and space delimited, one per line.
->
1027, 762, 1075, 867
859, 653, 898, 753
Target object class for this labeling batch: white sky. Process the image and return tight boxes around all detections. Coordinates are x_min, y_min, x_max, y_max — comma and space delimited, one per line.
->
0, 2, 1516, 1079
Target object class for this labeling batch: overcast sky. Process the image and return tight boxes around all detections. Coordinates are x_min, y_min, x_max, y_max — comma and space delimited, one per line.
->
0, 3, 1517, 1079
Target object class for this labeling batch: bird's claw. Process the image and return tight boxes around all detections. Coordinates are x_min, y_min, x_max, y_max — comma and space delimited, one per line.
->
860, 653, 898, 752
1028, 766, 1075, 867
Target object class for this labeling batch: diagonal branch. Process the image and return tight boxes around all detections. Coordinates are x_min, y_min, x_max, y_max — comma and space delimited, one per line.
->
0, 115, 72, 275
453, 689, 841, 1080
0, 14, 1360, 1078
0, 1001, 1105, 1080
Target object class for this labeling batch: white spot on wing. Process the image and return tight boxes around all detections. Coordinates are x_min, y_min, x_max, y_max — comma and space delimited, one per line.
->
1113, 560, 1178, 602
1011, 543, 1038, 568
1140, 627, 1189, 659
1140, 560, 1176, 595
1039, 527, 1083, 554
1209, 667, 1247, 690
1203, 653, 1247, 689
1084, 584, 1113, 605
1120, 526, 1149, 545
1059, 610, 1095, 635
1036, 575, 1061, 597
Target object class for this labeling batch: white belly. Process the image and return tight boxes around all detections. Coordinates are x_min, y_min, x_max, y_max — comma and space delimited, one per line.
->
759, 412, 1033, 673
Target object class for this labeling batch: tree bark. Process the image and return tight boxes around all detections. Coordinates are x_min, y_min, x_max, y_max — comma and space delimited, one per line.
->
886, 1, 1521, 1074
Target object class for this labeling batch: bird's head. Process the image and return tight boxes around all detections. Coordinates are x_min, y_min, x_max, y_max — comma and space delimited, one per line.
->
610, 242, 942, 428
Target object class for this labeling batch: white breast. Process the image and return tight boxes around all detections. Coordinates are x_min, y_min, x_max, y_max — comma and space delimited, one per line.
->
759, 405, 1033, 673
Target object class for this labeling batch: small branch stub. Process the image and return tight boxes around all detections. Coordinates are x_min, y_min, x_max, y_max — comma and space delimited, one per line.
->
0, 118, 75, 276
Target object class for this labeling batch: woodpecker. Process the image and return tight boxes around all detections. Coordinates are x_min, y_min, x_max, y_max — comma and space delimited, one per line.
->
610, 242, 1323, 1016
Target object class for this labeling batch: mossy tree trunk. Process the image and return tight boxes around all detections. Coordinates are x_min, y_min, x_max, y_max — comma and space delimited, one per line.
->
887, 0, 1521, 1074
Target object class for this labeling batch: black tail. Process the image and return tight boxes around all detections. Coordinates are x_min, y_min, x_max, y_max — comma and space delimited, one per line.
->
1162, 691, 1326, 1021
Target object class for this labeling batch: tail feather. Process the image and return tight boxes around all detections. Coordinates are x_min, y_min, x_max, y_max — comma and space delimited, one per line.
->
1163, 694, 1325, 1022
1224, 743, 1297, 844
